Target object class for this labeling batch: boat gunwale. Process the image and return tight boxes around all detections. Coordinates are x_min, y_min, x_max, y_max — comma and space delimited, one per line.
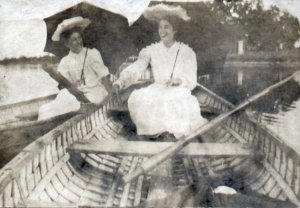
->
0, 111, 78, 132
196, 83, 288, 149
0, 94, 58, 110
0, 83, 138, 193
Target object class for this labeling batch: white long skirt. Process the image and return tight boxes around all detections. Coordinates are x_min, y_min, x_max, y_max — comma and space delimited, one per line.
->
128, 83, 207, 138
84, 84, 108, 104
38, 89, 80, 120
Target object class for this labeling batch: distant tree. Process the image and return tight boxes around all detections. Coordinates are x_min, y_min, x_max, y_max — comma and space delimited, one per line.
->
244, 4, 282, 51
217, 1, 300, 51
178, 2, 231, 71
279, 12, 300, 50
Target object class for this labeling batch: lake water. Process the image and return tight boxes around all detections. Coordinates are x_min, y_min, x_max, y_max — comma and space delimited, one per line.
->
200, 67, 298, 105
0, 63, 59, 105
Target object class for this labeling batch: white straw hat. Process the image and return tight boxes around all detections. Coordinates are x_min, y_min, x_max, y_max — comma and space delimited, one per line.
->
143, 4, 191, 22
52, 16, 91, 41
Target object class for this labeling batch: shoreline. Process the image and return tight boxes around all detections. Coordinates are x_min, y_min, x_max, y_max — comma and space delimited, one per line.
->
224, 61, 300, 70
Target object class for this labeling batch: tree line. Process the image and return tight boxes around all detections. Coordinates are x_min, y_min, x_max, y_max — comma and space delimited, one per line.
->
169, 0, 300, 70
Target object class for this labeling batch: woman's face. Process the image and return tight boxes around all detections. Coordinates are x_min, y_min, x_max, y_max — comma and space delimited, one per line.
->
158, 19, 176, 46
65, 31, 83, 53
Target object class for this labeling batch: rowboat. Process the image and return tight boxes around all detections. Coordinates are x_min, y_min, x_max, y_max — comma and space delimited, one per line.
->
0, 93, 82, 168
0, 71, 300, 207
0, 62, 112, 167
0, 94, 57, 130
0, 62, 101, 134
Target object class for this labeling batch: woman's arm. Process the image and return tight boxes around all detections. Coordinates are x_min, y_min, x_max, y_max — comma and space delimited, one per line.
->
89, 49, 110, 84
114, 47, 151, 89
101, 75, 113, 92
57, 58, 80, 86
175, 46, 197, 90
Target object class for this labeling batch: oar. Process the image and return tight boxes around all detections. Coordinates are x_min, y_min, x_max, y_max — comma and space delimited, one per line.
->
122, 71, 300, 184
42, 64, 91, 103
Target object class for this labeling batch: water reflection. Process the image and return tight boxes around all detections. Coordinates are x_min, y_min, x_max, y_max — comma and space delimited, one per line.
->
200, 67, 300, 153
200, 67, 300, 108
260, 97, 300, 153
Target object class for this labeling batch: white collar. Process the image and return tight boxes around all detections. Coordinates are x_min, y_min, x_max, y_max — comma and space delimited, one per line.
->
160, 41, 180, 53
68, 47, 87, 57
161, 41, 178, 49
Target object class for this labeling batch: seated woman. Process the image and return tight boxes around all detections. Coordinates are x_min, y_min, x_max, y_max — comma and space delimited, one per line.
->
39, 16, 111, 120
113, 4, 207, 139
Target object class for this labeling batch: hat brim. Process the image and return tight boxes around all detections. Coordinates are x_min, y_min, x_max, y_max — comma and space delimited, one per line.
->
143, 4, 191, 22
52, 17, 91, 42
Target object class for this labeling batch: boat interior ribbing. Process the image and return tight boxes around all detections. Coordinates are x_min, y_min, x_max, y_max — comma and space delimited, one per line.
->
0, 72, 300, 207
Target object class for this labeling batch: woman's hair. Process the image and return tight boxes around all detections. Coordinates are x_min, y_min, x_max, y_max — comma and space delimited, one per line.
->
60, 27, 83, 43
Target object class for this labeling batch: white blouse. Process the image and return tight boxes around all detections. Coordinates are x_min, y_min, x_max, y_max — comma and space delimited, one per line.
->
116, 41, 197, 90
58, 47, 109, 88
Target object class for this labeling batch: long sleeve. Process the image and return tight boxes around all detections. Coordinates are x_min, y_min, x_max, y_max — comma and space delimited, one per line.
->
114, 47, 151, 89
89, 48, 109, 82
57, 58, 75, 84
175, 46, 197, 90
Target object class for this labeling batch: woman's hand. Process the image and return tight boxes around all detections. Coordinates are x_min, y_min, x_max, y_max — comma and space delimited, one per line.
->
166, 78, 182, 87
78, 85, 90, 93
112, 83, 121, 93
78, 84, 98, 93
101, 76, 113, 93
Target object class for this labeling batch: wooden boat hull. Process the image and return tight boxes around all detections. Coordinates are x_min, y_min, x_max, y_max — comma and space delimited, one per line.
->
0, 112, 77, 168
0, 83, 299, 207
0, 94, 57, 129
0, 94, 95, 168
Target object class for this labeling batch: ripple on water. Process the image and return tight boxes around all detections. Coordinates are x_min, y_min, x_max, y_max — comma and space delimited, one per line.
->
260, 97, 300, 154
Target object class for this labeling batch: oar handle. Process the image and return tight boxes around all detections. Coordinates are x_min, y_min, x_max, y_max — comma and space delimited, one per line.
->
42, 64, 90, 103
122, 167, 144, 184
123, 139, 187, 183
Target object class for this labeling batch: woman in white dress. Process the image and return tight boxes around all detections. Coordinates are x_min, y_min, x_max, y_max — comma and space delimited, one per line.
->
113, 4, 207, 139
38, 17, 111, 120
57, 28, 110, 104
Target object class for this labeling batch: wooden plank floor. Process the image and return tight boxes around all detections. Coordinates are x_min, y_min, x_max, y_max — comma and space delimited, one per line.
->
22, 111, 294, 207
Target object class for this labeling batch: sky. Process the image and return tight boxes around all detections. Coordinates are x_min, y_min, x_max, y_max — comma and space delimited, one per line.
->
0, 20, 48, 60
263, 0, 300, 19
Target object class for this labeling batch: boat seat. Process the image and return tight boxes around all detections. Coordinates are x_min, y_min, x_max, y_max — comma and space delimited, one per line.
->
67, 140, 256, 157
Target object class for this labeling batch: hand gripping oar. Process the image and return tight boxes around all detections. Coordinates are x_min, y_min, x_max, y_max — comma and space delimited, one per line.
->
42, 64, 91, 103
122, 71, 300, 184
